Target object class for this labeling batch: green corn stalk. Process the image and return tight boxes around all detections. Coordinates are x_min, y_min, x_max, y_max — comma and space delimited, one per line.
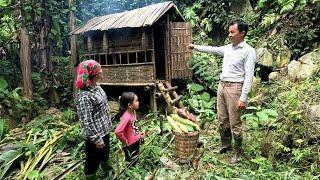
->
18, 131, 63, 180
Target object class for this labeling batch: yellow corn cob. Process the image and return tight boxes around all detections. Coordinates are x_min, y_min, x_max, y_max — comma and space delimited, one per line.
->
167, 116, 182, 133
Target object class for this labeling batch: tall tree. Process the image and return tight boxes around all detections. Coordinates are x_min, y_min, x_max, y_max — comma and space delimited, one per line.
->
69, 0, 78, 103
39, 0, 60, 104
20, 0, 33, 99
230, 0, 253, 15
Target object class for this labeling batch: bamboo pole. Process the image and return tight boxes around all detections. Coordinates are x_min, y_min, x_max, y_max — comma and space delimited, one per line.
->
156, 81, 173, 113
164, 81, 183, 108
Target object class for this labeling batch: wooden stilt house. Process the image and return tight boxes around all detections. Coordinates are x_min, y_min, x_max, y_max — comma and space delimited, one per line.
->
71, 1, 192, 111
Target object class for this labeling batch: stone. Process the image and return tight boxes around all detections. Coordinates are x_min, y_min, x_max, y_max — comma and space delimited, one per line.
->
287, 60, 301, 80
268, 72, 279, 81
256, 48, 273, 67
275, 46, 291, 68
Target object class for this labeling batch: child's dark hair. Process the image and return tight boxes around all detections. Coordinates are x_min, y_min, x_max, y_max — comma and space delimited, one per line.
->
118, 92, 137, 117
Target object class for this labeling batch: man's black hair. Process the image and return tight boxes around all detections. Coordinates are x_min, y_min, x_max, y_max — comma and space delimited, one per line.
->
230, 19, 248, 36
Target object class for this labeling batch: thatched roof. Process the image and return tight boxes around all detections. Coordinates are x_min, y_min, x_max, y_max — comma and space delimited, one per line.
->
71, 1, 184, 35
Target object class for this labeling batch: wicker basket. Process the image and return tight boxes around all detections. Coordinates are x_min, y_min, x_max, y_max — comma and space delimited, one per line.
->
173, 131, 199, 163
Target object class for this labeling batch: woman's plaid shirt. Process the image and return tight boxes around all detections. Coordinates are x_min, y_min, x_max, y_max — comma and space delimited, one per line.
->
76, 86, 111, 144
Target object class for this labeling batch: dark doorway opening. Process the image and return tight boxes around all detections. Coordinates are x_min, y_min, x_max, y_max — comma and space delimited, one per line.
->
153, 24, 166, 80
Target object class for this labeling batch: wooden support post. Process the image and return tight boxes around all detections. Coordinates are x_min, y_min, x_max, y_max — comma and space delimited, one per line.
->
170, 95, 182, 105
141, 29, 146, 49
103, 31, 109, 51
164, 86, 178, 92
87, 35, 93, 51
127, 53, 129, 64
150, 86, 157, 112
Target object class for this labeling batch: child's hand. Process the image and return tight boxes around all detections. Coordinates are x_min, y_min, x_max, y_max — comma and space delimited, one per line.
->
140, 131, 145, 138
121, 139, 128, 146
95, 141, 105, 149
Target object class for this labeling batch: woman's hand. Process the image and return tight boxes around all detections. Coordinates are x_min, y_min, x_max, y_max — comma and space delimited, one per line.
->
95, 141, 105, 149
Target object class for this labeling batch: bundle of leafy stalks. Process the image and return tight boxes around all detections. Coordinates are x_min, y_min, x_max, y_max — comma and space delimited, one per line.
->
167, 107, 201, 133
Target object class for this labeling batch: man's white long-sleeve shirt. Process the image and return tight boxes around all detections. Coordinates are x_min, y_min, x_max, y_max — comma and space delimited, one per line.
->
194, 41, 256, 102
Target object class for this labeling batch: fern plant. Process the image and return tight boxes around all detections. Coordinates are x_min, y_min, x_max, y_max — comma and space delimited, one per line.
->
189, 52, 221, 91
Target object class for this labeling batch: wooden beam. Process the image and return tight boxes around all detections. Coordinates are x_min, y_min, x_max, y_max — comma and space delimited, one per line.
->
164, 86, 178, 92
164, 81, 183, 108
98, 82, 156, 86
170, 95, 182, 105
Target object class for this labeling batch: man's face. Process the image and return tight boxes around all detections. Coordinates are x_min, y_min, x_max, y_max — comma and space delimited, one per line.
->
228, 23, 245, 46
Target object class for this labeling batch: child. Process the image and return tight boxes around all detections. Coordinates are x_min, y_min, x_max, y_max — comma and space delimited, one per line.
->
115, 92, 144, 164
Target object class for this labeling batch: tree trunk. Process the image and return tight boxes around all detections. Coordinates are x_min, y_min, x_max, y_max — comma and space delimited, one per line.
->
69, 0, 78, 105
40, 0, 60, 105
20, 0, 33, 123
20, 0, 33, 99
230, 0, 253, 15
20, 27, 33, 99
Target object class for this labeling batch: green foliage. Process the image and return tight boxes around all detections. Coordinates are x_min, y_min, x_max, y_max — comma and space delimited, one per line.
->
0, 118, 9, 140
261, 13, 281, 28
0, 149, 24, 179
52, 56, 73, 106
182, 0, 234, 43
0, 78, 34, 122
245, 79, 320, 174
62, 108, 77, 122
253, 0, 320, 59
189, 52, 221, 91
183, 83, 216, 126
0, 0, 10, 7
242, 106, 278, 129
27, 170, 45, 180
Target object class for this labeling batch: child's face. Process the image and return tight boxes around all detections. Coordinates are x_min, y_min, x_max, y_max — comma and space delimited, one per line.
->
129, 95, 139, 110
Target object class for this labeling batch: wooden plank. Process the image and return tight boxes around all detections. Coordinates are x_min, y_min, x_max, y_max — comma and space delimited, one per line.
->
101, 62, 153, 67
98, 82, 156, 86
151, 29, 156, 80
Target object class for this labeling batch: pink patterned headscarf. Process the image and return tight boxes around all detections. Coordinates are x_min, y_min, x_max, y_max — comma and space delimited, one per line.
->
76, 60, 102, 89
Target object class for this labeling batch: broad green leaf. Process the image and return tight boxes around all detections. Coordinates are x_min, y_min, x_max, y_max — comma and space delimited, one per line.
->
256, 111, 269, 121
0, 0, 8, 7
188, 83, 204, 92
241, 113, 254, 120
257, 0, 267, 8
201, 92, 210, 102
28, 170, 39, 180
280, 4, 294, 14
16, 142, 37, 154
262, 109, 278, 117
0, 150, 19, 162
246, 106, 258, 110
0, 78, 8, 91
203, 101, 214, 108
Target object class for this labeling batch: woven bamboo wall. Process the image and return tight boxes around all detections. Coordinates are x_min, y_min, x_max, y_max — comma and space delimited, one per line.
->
169, 22, 193, 79
101, 64, 154, 84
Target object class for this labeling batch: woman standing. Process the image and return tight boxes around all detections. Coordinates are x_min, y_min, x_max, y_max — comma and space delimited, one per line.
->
75, 60, 111, 179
